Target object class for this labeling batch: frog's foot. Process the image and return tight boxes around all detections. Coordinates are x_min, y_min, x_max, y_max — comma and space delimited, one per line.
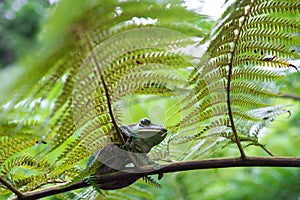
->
131, 160, 161, 171
158, 173, 164, 180
161, 158, 175, 162
152, 161, 160, 170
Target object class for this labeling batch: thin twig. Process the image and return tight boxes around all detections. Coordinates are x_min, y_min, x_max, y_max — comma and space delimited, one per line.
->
258, 144, 275, 157
279, 93, 300, 101
244, 143, 275, 157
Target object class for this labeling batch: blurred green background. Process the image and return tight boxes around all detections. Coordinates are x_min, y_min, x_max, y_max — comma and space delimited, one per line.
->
0, 0, 50, 69
1, 0, 300, 199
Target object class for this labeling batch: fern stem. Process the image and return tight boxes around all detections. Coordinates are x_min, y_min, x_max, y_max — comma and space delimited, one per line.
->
79, 29, 126, 144
279, 93, 300, 101
0, 177, 25, 199
244, 143, 275, 157
257, 144, 275, 157
226, 0, 258, 159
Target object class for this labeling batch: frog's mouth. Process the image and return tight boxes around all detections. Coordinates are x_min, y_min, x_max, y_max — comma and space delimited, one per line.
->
136, 127, 167, 138
161, 127, 167, 137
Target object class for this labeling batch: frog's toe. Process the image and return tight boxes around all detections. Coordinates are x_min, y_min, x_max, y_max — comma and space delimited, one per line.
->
152, 162, 160, 170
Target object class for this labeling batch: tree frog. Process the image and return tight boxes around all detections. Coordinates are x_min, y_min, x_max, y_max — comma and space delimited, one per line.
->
87, 118, 167, 190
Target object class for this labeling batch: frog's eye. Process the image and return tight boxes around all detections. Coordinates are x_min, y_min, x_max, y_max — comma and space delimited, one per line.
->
139, 118, 151, 126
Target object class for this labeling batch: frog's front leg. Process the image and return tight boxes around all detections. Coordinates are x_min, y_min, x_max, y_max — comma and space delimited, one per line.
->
127, 152, 161, 171
129, 153, 164, 181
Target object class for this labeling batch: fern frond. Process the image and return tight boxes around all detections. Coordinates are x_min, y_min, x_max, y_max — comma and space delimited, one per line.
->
1, 0, 299, 198
232, 67, 284, 82
248, 105, 289, 137
108, 184, 154, 200
247, 104, 290, 120
231, 94, 270, 109
1, 153, 51, 191
0, 119, 42, 137
13, 173, 49, 192
2, 153, 51, 174
0, 136, 38, 167
49, 69, 77, 118
230, 81, 279, 97
184, 0, 299, 153
46, 108, 76, 151
142, 176, 162, 189
233, 108, 262, 122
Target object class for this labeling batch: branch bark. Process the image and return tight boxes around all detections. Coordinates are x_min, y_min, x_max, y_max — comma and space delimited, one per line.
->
279, 93, 300, 101
10, 156, 300, 200
0, 177, 25, 199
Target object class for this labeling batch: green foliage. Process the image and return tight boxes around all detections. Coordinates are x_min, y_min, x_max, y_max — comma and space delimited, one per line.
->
0, 0, 299, 199
0, 0, 50, 68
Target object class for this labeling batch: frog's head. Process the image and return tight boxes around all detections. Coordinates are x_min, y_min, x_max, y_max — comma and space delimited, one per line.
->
120, 118, 167, 153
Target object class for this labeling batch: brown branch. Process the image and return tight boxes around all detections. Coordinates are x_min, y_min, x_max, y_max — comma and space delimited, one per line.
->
0, 176, 25, 199
11, 156, 300, 200
11, 181, 87, 200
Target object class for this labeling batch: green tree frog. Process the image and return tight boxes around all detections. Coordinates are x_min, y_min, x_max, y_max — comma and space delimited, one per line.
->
87, 118, 167, 190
